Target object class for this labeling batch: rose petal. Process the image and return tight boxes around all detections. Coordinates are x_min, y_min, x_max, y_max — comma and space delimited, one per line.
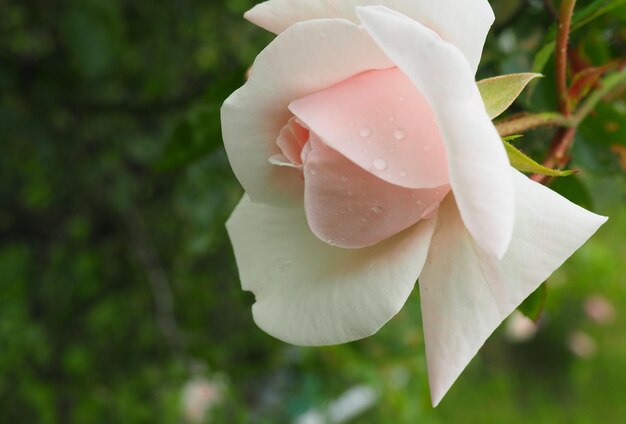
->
276, 117, 309, 165
226, 195, 437, 345
291, 67, 449, 190
245, 0, 494, 73
221, 19, 392, 207
357, 6, 514, 258
303, 134, 449, 248
419, 169, 607, 406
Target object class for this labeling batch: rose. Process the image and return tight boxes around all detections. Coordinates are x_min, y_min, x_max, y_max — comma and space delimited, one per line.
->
221, 0, 606, 405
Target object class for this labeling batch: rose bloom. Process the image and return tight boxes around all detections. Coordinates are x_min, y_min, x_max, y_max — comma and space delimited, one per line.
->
221, 0, 606, 405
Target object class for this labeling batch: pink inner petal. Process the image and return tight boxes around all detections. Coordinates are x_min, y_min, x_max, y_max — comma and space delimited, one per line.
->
276, 117, 309, 165
303, 134, 449, 249
290, 67, 449, 189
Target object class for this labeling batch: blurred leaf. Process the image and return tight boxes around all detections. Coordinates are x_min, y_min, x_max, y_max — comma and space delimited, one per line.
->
478, 73, 542, 119
579, 101, 626, 147
569, 60, 625, 108
549, 175, 593, 209
504, 141, 575, 176
156, 104, 222, 170
61, 0, 123, 78
570, 133, 623, 177
518, 283, 547, 322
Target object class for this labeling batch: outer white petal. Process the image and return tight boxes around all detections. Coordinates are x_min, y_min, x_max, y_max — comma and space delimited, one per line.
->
221, 19, 392, 207
358, 6, 514, 258
419, 169, 607, 406
245, 0, 494, 73
226, 195, 436, 346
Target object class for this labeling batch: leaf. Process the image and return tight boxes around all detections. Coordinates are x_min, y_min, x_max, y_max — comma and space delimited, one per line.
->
550, 175, 593, 210
478, 73, 543, 119
518, 283, 547, 323
155, 104, 222, 170
504, 141, 575, 177
502, 135, 524, 142
569, 63, 617, 108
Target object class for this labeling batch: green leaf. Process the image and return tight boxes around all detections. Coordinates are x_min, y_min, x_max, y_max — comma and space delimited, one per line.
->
155, 104, 221, 171
550, 175, 593, 210
504, 141, 575, 177
502, 135, 524, 142
518, 283, 547, 323
478, 73, 543, 119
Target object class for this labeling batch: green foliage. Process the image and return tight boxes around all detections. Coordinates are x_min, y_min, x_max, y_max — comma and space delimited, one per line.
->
478, 73, 542, 119
518, 283, 547, 322
504, 141, 575, 176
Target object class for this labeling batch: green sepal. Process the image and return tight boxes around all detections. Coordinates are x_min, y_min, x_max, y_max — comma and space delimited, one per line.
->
477, 73, 543, 119
504, 141, 575, 177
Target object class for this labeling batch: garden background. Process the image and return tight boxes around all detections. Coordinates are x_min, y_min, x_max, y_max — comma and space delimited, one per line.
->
1, 0, 625, 422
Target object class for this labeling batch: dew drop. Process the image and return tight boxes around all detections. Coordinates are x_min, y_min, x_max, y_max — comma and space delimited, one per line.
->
393, 129, 406, 141
360, 127, 372, 138
398, 96, 406, 102
340, 176, 348, 183
416, 200, 423, 206
270, 259, 292, 278
370, 206, 383, 215
373, 158, 388, 171
309, 168, 318, 175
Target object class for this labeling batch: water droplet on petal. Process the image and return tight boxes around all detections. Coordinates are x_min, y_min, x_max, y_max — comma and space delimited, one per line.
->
393, 129, 406, 141
270, 259, 292, 278
398, 96, 406, 102
373, 158, 388, 171
360, 127, 372, 138
370, 206, 383, 215
340, 176, 348, 183
309, 168, 318, 175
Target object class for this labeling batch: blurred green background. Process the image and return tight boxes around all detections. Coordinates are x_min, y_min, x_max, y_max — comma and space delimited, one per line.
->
1, 0, 625, 422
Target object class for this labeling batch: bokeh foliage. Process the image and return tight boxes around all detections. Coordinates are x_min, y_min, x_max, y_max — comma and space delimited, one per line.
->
0, 0, 625, 422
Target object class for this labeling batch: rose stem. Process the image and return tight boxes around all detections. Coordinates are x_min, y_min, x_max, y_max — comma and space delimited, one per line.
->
533, 0, 577, 184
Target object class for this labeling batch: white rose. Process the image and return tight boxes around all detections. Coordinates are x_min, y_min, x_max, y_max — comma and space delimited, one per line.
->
221, 0, 607, 405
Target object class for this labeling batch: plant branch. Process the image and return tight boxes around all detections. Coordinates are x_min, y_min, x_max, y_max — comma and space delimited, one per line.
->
556, 0, 576, 116
534, 0, 577, 184
496, 112, 573, 137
